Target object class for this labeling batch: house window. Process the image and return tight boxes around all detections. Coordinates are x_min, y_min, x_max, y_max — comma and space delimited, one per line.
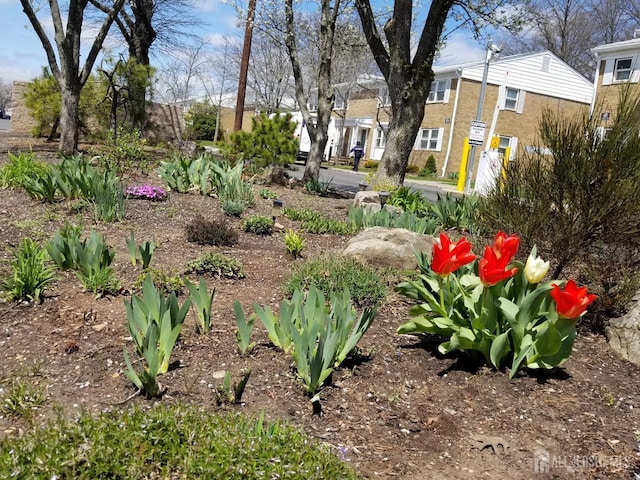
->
334, 93, 347, 110
614, 58, 632, 82
417, 128, 442, 151
308, 95, 318, 112
427, 80, 447, 103
378, 87, 391, 107
504, 88, 519, 111
497, 136, 511, 156
375, 127, 386, 148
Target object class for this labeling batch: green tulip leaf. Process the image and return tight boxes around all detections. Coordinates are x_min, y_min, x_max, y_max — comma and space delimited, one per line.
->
490, 331, 511, 369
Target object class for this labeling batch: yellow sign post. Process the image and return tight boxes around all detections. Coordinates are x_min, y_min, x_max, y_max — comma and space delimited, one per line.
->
458, 138, 470, 192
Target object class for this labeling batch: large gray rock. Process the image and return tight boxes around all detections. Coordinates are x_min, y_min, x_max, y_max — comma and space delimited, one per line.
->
353, 191, 381, 208
606, 295, 640, 366
342, 227, 434, 270
353, 191, 382, 213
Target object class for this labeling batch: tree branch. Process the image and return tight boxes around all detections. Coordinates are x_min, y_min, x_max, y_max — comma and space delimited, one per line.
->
20, 0, 61, 80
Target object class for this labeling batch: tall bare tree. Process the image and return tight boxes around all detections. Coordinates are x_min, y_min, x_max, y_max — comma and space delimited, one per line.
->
89, 0, 202, 127
20, 0, 125, 154
354, 0, 522, 187
283, 1, 344, 183
156, 39, 211, 104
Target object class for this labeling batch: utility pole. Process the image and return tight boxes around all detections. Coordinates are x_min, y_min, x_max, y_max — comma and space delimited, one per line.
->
464, 42, 501, 194
234, 0, 256, 131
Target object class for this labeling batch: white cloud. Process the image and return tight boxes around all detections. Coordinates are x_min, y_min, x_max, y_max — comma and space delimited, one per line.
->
436, 33, 486, 66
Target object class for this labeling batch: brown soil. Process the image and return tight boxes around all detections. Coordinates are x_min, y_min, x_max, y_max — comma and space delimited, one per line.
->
1, 133, 639, 479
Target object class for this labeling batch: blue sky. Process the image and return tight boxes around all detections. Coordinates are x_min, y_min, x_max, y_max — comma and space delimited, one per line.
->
0, 1, 486, 84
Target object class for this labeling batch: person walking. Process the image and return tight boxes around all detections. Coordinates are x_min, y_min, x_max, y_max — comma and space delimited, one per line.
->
350, 142, 364, 171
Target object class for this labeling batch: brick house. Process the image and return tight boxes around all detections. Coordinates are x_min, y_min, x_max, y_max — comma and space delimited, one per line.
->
326, 51, 593, 178
590, 37, 640, 131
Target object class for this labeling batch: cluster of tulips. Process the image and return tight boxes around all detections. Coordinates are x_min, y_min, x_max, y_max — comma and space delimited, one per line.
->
397, 232, 596, 378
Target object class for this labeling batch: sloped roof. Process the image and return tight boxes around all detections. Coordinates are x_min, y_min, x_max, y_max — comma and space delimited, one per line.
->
592, 37, 640, 55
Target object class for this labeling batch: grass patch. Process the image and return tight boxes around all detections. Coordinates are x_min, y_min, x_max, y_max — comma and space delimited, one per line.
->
0, 404, 360, 479
284, 254, 390, 308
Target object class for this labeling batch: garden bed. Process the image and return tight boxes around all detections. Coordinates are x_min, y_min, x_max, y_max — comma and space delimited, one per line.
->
0, 134, 639, 479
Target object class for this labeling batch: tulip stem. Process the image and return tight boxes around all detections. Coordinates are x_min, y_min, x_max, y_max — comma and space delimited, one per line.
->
438, 276, 445, 312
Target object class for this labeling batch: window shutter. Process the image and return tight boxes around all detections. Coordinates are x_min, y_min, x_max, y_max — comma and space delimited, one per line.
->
497, 85, 506, 110
508, 137, 518, 160
516, 90, 526, 114
602, 60, 613, 86
443, 79, 451, 103
632, 56, 640, 83
436, 128, 444, 151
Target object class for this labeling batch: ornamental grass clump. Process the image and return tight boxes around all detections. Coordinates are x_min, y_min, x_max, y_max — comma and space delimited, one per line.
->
397, 231, 597, 378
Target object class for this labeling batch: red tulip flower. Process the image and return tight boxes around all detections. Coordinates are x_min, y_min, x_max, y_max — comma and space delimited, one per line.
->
478, 232, 520, 286
551, 280, 597, 319
478, 246, 519, 286
431, 232, 476, 277
490, 231, 519, 266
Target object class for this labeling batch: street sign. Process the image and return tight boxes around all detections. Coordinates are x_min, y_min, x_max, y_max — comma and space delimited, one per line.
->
468, 120, 486, 146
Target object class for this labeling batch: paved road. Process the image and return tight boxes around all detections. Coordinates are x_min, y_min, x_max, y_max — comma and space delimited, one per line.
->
288, 163, 460, 202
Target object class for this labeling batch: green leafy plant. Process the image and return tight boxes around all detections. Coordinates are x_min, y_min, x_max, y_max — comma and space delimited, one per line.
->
0, 404, 360, 478
387, 187, 429, 215
221, 199, 247, 217
158, 151, 195, 193
21, 168, 60, 202
283, 207, 323, 222
233, 301, 257, 354
125, 231, 156, 269
46, 223, 84, 270
3, 237, 56, 302
78, 265, 121, 296
124, 275, 192, 394
419, 155, 437, 177
94, 127, 150, 177
185, 215, 238, 246
0, 151, 49, 189
396, 232, 597, 378
123, 322, 163, 397
252, 286, 376, 401
184, 252, 245, 279
1, 378, 46, 420
347, 206, 439, 234
284, 254, 389, 308
88, 170, 126, 223
215, 370, 252, 405
259, 188, 278, 199
243, 215, 274, 235
304, 177, 333, 196
429, 192, 480, 233
184, 101, 218, 140
284, 229, 305, 258
185, 278, 215, 334
217, 173, 255, 209
227, 112, 298, 168
134, 268, 184, 296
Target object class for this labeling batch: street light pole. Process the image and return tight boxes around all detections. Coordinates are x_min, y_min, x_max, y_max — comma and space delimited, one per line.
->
464, 42, 500, 194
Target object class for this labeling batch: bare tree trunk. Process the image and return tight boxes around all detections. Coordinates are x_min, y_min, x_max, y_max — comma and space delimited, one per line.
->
59, 86, 81, 156
375, 89, 428, 185
284, 0, 340, 183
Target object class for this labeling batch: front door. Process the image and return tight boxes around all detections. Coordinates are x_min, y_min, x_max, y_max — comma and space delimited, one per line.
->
358, 129, 369, 159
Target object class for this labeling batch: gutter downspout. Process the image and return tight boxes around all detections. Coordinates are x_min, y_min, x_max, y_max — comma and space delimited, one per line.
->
441, 68, 463, 177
